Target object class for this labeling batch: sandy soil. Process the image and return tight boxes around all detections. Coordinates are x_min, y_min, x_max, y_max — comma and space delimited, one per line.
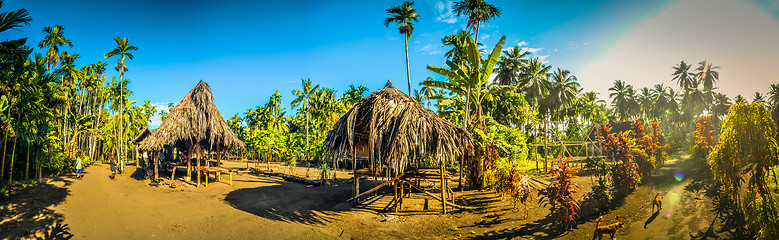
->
1, 153, 746, 240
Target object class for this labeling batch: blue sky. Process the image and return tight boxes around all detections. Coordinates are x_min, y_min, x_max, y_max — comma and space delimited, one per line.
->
4, 0, 779, 127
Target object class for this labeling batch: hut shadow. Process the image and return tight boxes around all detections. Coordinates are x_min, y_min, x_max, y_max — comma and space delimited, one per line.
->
473, 211, 569, 240
0, 181, 72, 239
224, 181, 352, 225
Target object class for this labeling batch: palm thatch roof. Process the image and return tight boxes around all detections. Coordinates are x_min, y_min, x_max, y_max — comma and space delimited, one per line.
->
325, 81, 474, 173
132, 128, 152, 144
139, 80, 244, 152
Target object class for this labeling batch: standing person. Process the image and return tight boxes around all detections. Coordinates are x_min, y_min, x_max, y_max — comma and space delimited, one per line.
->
109, 155, 117, 180
75, 150, 83, 179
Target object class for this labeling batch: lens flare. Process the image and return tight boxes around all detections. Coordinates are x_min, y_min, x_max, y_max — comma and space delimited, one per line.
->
673, 172, 684, 181
667, 213, 671, 217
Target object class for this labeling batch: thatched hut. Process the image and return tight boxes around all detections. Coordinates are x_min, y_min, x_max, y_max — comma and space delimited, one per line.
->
326, 81, 474, 213
139, 80, 244, 185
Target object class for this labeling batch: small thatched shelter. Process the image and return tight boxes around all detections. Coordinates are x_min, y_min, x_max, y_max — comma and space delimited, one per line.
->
326, 81, 474, 213
139, 80, 244, 184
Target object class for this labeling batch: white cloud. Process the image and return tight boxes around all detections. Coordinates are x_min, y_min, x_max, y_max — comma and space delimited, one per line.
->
577, 0, 779, 103
419, 44, 442, 55
537, 55, 550, 63
518, 41, 528, 47
525, 47, 544, 54
431, 0, 458, 24
480, 33, 490, 41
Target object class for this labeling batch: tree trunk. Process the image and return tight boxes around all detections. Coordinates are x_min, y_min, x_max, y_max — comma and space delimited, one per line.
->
475, 22, 481, 45
460, 84, 471, 189
25, 142, 30, 180
405, 35, 411, 95
9, 137, 17, 182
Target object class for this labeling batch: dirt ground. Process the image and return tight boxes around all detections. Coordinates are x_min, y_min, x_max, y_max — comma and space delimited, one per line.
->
1, 153, 747, 239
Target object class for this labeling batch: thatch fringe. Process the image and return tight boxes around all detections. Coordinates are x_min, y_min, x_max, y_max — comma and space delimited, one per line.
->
139, 80, 244, 152
325, 81, 473, 173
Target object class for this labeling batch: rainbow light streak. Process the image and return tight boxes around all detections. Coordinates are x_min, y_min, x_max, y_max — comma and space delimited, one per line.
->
674, 172, 684, 181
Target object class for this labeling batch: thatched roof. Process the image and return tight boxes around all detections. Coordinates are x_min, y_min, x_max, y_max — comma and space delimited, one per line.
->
139, 80, 244, 152
325, 81, 474, 173
132, 128, 152, 144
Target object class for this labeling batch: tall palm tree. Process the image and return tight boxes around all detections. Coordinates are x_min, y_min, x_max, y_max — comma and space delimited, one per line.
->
452, 0, 501, 44
384, 1, 420, 95
753, 92, 765, 103
637, 87, 654, 120
769, 84, 779, 107
0, 1, 31, 35
546, 68, 580, 121
419, 81, 439, 109
37, 25, 72, 73
671, 60, 694, 90
494, 46, 529, 85
695, 60, 720, 91
104, 37, 138, 169
609, 80, 636, 121
518, 58, 550, 107
291, 78, 320, 163
442, 30, 472, 64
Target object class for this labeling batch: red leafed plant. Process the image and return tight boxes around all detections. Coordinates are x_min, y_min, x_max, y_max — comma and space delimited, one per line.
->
691, 115, 718, 161
492, 167, 534, 218
538, 156, 581, 230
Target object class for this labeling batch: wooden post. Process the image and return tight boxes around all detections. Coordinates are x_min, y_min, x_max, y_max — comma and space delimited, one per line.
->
197, 149, 201, 187
399, 180, 404, 211
229, 172, 232, 186
393, 176, 399, 213
186, 142, 192, 180
205, 170, 208, 187
135, 148, 139, 167
440, 164, 447, 215
544, 119, 549, 173
153, 152, 159, 180
352, 142, 359, 204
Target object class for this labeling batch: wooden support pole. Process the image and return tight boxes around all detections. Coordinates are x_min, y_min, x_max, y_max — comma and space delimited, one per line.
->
393, 176, 399, 213
154, 152, 159, 180
346, 173, 406, 202
352, 143, 359, 204
205, 170, 208, 187
399, 181, 404, 211
400, 179, 475, 210
197, 149, 201, 187
440, 164, 447, 215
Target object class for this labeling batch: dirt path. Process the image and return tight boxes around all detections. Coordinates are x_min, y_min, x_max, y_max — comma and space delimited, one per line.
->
52, 163, 343, 239
4, 153, 744, 239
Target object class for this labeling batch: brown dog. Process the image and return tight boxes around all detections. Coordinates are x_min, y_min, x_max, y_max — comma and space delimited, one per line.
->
652, 193, 663, 213
593, 217, 624, 240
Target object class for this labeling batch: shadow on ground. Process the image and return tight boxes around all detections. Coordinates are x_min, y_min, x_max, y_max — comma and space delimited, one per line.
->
0, 179, 73, 239
224, 179, 354, 225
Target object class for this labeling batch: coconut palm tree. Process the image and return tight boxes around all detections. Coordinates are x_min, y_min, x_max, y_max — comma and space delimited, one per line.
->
609, 80, 636, 121
767, 83, 779, 107
452, 0, 501, 44
695, 60, 720, 91
546, 68, 580, 121
637, 87, 654, 120
442, 30, 472, 64
419, 81, 439, 109
384, 1, 420, 95
753, 92, 766, 103
104, 37, 138, 169
495, 46, 529, 86
671, 60, 695, 90
291, 78, 320, 163
518, 58, 550, 107
37, 25, 73, 73
0, 1, 31, 34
